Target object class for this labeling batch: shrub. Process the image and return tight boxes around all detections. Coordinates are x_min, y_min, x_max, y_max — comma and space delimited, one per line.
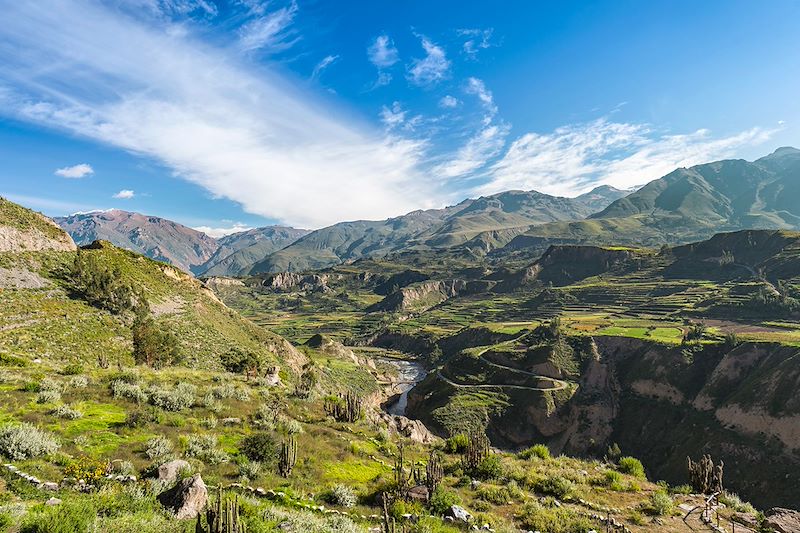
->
61, 363, 84, 376
39, 378, 63, 393
202, 392, 223, 413
516, 502, 595, 533
534, 475, 574, 499
428, 486, 460, 515
252, 403, 279, 429
64, 455, 109, 484
0, 511, 11, 532
278, 417, 303, 435
212, 383, 237, 399
0, 423, 60, 460
0, 353, 28, 367
148, 383, 196, 411
519, 443, 550, 460
240, 432, 278, 463
669, 484, 693, 495
477, 484, 513, 505
51, 404, 82, 420
234, 387, 250, 401
36, 390, 61, 404
68, 375, 89, 388
327, 484, 357, 508
238, 460, 262, 481
185, 434, 228, 465
445, 434, 469, 454
719, 491, 756, 514
124, 407, 161, 428
145, 436, 174, 460
20, 499, 96, 533
111, 380, 148, 404
474, 454, 503, 480
220, 347, 263, 375
618, 456, 646, 479
648, 491, 674, 516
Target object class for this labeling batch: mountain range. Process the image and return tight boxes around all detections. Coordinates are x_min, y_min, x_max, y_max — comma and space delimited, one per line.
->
53, 147, 800, 276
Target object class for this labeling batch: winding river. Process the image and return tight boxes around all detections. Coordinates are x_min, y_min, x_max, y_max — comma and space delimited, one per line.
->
378, 357, 427, 416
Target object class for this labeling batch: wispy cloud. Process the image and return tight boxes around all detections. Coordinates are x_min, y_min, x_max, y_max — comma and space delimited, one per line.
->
193, 222, 253, 238
368, 34, 399, 68
380, 102, 406, 129
439, 95, 458, 108
113, 189, 135, 199
0, 2, 431, 228
457, 28, 494, 59
407, 35, 450, 87
480, 119, 776, 196
432, 78, 509, 179
311, 54, 339, 80
238, 0, 299, 53
55, 163, 94, 179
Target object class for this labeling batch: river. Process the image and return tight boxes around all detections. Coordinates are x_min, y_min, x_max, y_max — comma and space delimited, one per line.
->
378, 357, 427, 416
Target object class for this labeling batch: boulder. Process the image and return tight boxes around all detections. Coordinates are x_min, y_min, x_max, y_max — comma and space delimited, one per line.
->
765, 508, 800, 533
45, 497, 62, 506
157, 474, 207, 519
157, 459, 192, 485
406, 485, 429, 502
445, 504, 471, 523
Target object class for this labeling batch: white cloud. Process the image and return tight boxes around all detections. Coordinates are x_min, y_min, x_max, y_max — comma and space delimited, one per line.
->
368, 34, 399, 68
0, 2, 432, 228
238, 0, 298, 53
480, 119, 776, 197
432, 78, 508, 179
113, 189, 135, 199
439, 95, 458, 108
311, 54, 339, 80
194, 223, 253, 238
407, 35, 450, 86
55, 163, 94, 179
380, 102, 406, 128
457, 28, 493, 59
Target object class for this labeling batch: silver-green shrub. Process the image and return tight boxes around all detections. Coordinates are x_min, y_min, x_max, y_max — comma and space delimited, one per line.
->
0, 423, 60, 460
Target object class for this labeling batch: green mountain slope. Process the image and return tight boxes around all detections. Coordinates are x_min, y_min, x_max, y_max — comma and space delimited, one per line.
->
197, 226, 310, 276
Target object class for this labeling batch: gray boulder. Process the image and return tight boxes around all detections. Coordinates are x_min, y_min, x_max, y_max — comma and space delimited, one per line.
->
446, 504, 471, 523
765, 508, 800, 533
157, 474, 207, 519
157, 459, 191, 485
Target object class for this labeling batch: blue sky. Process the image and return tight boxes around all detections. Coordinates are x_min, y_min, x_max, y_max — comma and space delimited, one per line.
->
0, 0, 797, 234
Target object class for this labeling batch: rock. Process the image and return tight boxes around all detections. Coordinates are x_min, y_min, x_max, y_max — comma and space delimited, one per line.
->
765, 508, 800, 533
157, 474, 208, 519
42, 482, 59, 491
157, 459, 191, 485
46, 497, 62, 506
446, 505, 472, 523
406, 485, 429, 502
379, 413, 435, 444
220, 417, 242, 425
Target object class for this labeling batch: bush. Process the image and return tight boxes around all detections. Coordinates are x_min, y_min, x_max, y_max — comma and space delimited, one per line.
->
0, 512, 11, 532
212, 383, 237, 399
202, 392, 223, 413
240, 432, 278, 463
64, 455, 109, 484
220, 347, 263, 375
145, 436, 174, 460
61, 363, 84, 376
618, 456, 646, 479
185, 434, 228, 465
445, 434, 469, 454
148, 383, 195, 411
111, 380, 148, 404
428, 486, 460, 515
0, 423, 60, 460
719, 491, 756, 514
474, 454, 503, 480
0, 353, 28, 367
519, 443, 550, 460
36, 390, 61, 404
534, 475, 574, 499
51, 404, 83, 420
68, 375, 89, 388
648, 491, 674, 516
132, 303, 180, 369
327, 484, 357, 508
20, 499, 96, 533
516, 502, 595, 533
477, 484, 513, 505
238, 460, 262, 481
124, 407, 162, 428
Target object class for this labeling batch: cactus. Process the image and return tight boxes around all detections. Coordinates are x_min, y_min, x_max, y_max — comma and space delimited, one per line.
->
278, 435, 297, 478
393, 443, 412, 490
381, 493, 397, 533
196, 488, 246, 533
323, 391, 362, 423
687, 454, 724, 494
461, 431, 490, 474
425, 449, 444, 494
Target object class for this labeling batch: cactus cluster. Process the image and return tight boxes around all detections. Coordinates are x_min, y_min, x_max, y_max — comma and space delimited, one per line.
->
196, 488, 246, 533
278, 435, 297, 478
687, 454, 724, 494
323, 391, 362, 422
461, 431, 490, 474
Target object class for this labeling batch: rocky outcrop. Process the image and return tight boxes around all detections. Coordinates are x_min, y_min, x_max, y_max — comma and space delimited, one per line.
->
367, 279, 467, 313
157, 459, 191, 485
377, 413, 435, 444
157, 474, 208, 519
263, 272, 330, 293
0, 221, 76, 253
765, 508, 800, 533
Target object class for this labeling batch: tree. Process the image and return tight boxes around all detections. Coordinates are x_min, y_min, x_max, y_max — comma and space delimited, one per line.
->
70, 250, 133, 314
220, 346, 263, 375
132, 300, 180, 368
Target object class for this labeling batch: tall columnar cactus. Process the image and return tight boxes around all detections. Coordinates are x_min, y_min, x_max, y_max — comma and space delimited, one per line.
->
278, 435, 298, 478
381, 493, 397, 533
393, 443, 412, 490
323, 391, 363, 423
196, 488, 246, 533
462, 431, 491, 474
425, 449, 444, 494
687, 454, 724, 494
